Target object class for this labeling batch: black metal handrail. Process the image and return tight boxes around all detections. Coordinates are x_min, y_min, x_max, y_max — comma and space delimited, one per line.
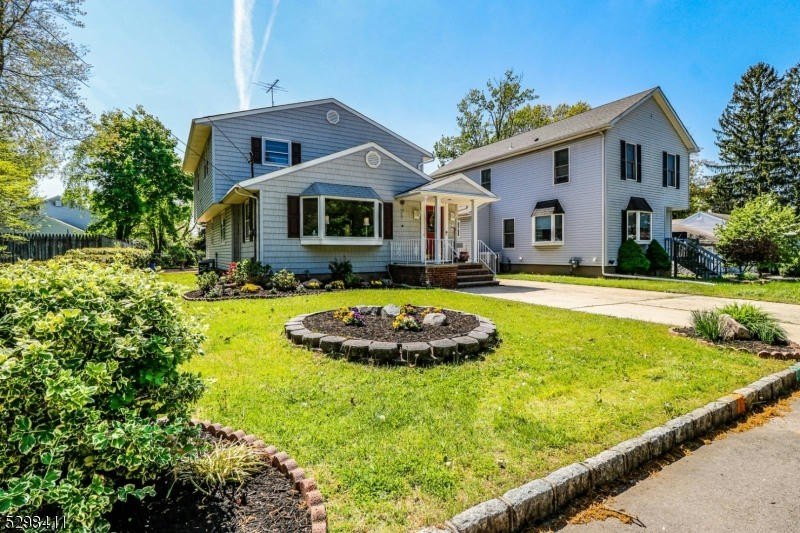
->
665, 237, 726, 279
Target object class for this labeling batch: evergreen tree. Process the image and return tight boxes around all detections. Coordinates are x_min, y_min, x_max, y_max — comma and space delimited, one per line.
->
781, 63, 800, 205
710, 63, 792, 211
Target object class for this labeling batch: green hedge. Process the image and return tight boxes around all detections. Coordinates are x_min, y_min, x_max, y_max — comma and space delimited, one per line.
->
0, 260, 204, 530
63, 247, 152, 268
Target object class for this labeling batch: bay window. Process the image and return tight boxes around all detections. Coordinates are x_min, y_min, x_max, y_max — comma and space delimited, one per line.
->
533, 214, 564, 244
300, 195, 383, 244
627, 211, 652, 242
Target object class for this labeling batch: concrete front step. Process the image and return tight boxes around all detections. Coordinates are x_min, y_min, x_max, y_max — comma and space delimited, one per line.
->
456, 280, 501, 288
457, 274, 495, 282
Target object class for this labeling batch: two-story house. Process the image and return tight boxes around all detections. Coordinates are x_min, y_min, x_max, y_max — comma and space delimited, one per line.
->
431, 86, 700, 275
182, 99, 498, 287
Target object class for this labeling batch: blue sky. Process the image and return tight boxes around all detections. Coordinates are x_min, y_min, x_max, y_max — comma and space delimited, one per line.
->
41, 0, 800, 196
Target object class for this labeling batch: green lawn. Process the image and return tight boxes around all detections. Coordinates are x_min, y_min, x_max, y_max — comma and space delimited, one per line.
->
499, 273, 800, 305
161, 272, 785, 532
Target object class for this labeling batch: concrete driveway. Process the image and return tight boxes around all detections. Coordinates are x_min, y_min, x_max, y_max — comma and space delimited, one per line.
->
558, 395, 800, 532
459, 279, 800, 342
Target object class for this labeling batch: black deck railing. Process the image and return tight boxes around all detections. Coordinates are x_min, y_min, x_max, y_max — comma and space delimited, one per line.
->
665, 237, 726, 279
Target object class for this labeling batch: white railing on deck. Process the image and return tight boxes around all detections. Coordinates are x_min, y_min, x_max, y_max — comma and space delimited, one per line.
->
390, 239, 422, 264
477, 240, 499, 273
390, 239, 458, 264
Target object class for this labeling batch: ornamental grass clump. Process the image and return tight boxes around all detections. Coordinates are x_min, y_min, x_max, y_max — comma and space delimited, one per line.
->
691, 309, 722, 341
719, 302, 787, 345
0, 260, 205, 530
173, 441, 263, 497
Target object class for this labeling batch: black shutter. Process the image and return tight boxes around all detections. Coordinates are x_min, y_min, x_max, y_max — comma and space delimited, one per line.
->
383, 203, 393, 239
250, 137, 262, 165
662, 151, 668, 187
636, 144, 642, 182
675, 154, 681, 189
287, 195, 300, 238
622, 210, 628, 242
291, 142, 302, 166
620, 139, 626, 180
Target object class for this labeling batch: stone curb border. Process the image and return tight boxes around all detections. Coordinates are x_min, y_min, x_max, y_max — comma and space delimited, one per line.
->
419, 362, 800, 533
284, 308, 498, 365
190, 419, 327, 533
669, 326, 800, 361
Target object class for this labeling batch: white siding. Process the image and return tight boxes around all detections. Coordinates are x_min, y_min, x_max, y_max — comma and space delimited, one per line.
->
194, 140, 214, 220
253, 147, 427, 274
605, 97, 690, 263
205, 208, 233, 269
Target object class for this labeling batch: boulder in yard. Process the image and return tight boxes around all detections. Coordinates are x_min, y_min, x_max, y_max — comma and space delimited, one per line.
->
381, 304, 401, 318
422, 312, 448, 326
719, 313, 751, 340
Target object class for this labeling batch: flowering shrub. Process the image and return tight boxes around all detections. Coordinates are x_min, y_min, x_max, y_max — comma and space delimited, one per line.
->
325, 280, 345, 291
271, 269, 298, 291
304, 279, 322, 290
370, 280, 383, 288
0, 259, 204, 530
393, 313, 422, 331
240, 283, 262, 294
400, 303, 418, 315
197, 271, 219, 294
333, 307, 365, 326
224, 261, 248, 286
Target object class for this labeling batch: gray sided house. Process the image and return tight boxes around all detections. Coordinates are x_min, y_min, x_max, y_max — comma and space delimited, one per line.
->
183, 99, 498, 287
26, 196, 93, 235
431, 87, 700, 275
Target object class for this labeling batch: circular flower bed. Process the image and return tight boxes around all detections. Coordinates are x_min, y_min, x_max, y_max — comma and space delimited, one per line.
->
285, 304, 498, 365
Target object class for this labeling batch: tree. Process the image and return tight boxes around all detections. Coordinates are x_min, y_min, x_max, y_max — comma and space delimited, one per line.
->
715, 194, 799, 274
781, 63, 800, 206
709, 63, 793, 210
0, 135, 43, 234
617, 239, 650, 274
67, 107, 192, 253
0, 0, 90, 145
674, 157, 714, 217
433, 69, 592, 164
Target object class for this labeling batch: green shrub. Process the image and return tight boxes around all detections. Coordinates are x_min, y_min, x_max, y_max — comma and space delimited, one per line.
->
646, 239, 671, 274
780, 254, 800, 277
158, 242, 197, 268
0, 260, 204, 530
224, 262, 248, 286
197, 271, 219, 294
328, 257, 353, 281
617, 239, 651, 274
174, 442, 263, 496
719, 302, 787, 345
238, 259, 272, 286
691, 309, 722, 341
271, 269, 297, 291
303, 279, 322, 290
64, 247, 152, 268
344, 272, 363, 288
325, 280, 345, 291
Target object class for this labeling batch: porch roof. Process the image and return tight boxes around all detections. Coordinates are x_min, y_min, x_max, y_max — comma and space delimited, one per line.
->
395, 173, 498, 205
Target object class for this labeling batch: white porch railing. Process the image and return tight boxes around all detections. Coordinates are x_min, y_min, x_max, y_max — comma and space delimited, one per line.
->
390, 239, 458, 264
477, 240, 499, 273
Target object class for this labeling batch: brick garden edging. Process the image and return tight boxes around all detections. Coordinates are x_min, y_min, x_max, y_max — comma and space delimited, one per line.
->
669, 326, 800, 361
419, 362, 800, 533
284, 308, 498, 365
190, 419, 327, 533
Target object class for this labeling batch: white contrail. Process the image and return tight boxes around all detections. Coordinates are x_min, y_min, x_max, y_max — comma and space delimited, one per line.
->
252, 0, 281, 87
233, 0, 255, 110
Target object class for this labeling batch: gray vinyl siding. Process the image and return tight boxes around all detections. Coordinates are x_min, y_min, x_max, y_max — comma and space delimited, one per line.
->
460, 135, 605, 266
205, 207, 233, 268
194, 140, 214, 219
253, 147, 427, 274
209, 102, 426, 203
605, 97, 690, 263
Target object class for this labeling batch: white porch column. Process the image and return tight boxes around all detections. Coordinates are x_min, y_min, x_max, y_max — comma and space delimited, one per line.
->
471, 199, 478, 263
434, 195, 441, 263
419, 197, 426, 264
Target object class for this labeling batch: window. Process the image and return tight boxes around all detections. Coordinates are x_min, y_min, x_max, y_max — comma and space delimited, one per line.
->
263, 138, 290, 166
627, 211, 652, 242
502, 218, 515, 248
624, 142, 637, 180
533, 214, 564, 244
665, 153, 676, 187
302, 198, 318, 236
481, 168, 492, 191
554, 148, 569, 184
242, 198, 256, 242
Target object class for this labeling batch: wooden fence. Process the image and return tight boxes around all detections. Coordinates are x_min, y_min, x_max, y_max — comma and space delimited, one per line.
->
0, 234, 129, 263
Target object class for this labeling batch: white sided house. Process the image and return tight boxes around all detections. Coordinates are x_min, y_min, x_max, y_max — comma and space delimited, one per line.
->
431, 87, 701, 275
183, 99, 498, 288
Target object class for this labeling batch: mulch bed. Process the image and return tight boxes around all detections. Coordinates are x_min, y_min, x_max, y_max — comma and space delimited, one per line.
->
303, 307, 479, 343
672, 326, 800, 360
183, 288, 327, 301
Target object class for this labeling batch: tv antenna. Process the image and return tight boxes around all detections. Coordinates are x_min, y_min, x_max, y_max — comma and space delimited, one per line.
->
254, 79, 286, 106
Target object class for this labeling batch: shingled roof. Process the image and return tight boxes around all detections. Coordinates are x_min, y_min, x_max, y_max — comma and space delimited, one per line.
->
431, 87, 698, 177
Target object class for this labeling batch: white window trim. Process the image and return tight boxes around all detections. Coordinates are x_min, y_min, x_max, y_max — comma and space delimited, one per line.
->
552, 147, 570, 185
532, 213, 565, 246
261, 136, 292, 167
299, 194, 384, 246
624, 142, 638, 181
502, 217, 515, 249
665, 152, 677, 188
627, 210, 653, 244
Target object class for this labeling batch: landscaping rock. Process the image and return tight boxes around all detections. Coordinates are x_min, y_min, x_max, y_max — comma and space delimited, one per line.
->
467, 330, 490, 348
429, 338, 458, 359
475, 324, 497, 339
641, 425, 676, 458
452, 336, 480, 355
290, 329, 311, 345
447, 498, 511, 533
664, 414, 696, 444
688, 405, 715, 436
319, 335, 346, 355
581, 449, 626, 487
369, 341, 399, 362
501, 479, 554, 529
400, 342, 431, 364
719, 313, 751, 340
342, 339, 371, 359
545, 463, 591, 509
302, 332, 327, 349
422, 312, 448, 326
381, 304, 401, 318
355, 305, 381, 316
285, 324, 305, 338
610, 436, 652, 473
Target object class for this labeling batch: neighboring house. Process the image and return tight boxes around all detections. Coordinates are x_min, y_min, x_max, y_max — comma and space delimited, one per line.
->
430, 86, 699, 275
26, 196, 93, 235
182, 99, 498, 287
672, 211, 729, 249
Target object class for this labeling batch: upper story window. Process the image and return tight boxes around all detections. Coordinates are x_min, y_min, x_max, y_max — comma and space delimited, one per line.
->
662, 152, 680, 188
621, 141, 641, 181
481, 168, 492, 191
553, 148, 569, 184
502, 218, 515, 248
263, 138, 290, 166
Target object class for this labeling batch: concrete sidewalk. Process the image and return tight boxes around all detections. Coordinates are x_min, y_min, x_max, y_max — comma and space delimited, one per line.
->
458, 279, 800, 342
558, 396, 800, 532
